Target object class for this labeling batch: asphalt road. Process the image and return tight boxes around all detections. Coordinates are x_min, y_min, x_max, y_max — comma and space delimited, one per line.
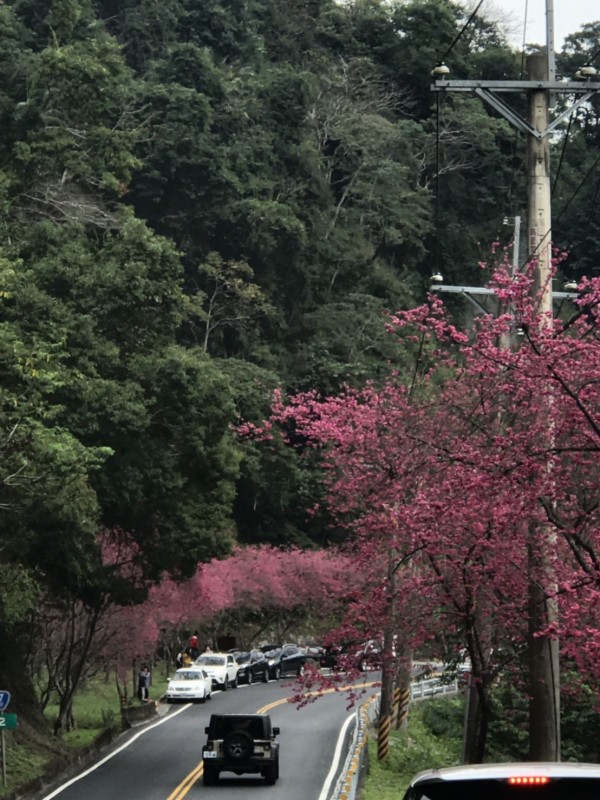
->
41, 677, 378, 800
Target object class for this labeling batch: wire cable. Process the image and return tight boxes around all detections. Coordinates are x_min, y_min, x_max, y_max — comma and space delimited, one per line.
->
554, 150, 600, 223
551, 113, 574, 197
591, 176, 600, 214
433, 1, 485, 278
439, 0, 485, 63
521, 0, 529, 70
519, 150, 600, 271
506, 0, 529, 209
588, 46, 600, 63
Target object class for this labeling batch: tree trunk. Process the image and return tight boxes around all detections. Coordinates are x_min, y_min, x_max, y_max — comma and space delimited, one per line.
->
53, 605, 102, 736
528, 541, 560, 760
461, 678, 481, 764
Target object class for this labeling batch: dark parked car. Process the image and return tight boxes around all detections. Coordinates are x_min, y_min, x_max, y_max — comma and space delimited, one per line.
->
234, 649, 270, 684
355, 640, 382, 671
263, 645, 315, 679
320, 640, 383, 672
203, 713, 280, 785
305, 644, 326, 661
259, 644, 279, 654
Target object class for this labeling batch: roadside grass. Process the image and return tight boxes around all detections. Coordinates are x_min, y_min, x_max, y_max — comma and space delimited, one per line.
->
362, 698, 463, 800
0, 741, 51, 798
44, 669, 170, 746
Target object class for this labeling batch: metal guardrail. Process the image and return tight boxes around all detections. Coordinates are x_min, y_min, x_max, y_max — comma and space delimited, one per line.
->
329, 702, 369, 800
411, 676, 459, 700
329, 677, 459, 800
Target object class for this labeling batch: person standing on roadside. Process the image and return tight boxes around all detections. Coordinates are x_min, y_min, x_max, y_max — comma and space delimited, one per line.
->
187, 632, 199, 660
137, 664, 151, 702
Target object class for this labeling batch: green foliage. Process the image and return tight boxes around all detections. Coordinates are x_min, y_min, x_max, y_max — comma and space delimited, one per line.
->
184, 251, 274, 354
289, 294, 409, 392
101, 345, 241, 574
216, 358, 334, 546
0, 11, 244, 642
0, 564, 41, 627
561, 681, 600, 763
364, 700, 462, 800
488, 678, 600, 763
419, 696, 464, 740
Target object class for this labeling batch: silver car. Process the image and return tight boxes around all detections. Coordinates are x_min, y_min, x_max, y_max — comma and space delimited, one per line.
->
403, 762, 600, 799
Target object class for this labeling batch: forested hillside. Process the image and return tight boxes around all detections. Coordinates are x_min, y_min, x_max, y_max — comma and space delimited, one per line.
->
0, 0, 598, 740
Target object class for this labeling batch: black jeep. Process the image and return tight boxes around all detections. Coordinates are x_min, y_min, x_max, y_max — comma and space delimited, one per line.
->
203, 713, 280, 785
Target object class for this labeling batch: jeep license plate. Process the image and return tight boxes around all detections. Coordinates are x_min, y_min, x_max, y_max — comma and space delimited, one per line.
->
203, 751, 217, 759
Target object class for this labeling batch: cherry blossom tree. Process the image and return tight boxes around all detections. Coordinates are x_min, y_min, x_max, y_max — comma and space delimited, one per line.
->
253, 259, 599, 759
32, 531, 353, 729
93, 545, 353, 674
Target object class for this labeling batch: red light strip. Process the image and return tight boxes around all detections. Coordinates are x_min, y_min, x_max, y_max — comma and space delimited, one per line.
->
508, 776, 550, 785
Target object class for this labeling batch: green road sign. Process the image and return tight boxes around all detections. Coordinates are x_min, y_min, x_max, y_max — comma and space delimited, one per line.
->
0, 715, 17, 730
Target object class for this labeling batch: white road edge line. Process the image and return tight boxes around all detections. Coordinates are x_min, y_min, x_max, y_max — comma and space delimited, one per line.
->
40, 702, 194, 799
317, 711, 356, 800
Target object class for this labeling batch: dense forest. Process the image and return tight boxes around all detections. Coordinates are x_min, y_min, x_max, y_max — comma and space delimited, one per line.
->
0, 0, 599, 738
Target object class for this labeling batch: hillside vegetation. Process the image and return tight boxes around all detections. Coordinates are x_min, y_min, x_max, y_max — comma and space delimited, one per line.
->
0, 0, 599, 769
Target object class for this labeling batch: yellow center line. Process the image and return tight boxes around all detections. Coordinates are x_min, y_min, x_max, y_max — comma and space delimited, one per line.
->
167, 681, 377, 799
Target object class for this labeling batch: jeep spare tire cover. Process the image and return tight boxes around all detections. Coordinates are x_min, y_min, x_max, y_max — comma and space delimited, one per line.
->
224, 731, 254, 760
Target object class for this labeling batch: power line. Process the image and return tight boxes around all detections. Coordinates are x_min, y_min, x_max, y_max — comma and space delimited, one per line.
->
514, 149, 600, 272
439, 0, 485, 63
589, 47, 600, 64
555, 150, 600, 222
551, 113, 574, 197
521, 0, 529, 65
506, 0, 529, 210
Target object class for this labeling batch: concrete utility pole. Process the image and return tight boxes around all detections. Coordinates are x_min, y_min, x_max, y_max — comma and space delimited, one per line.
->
527, 52, 553, 320
525, 50, 561, 763
430, 1, 600, 762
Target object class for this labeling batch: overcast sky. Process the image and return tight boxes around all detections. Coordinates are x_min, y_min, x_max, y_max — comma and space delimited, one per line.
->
476, 1, 599, 48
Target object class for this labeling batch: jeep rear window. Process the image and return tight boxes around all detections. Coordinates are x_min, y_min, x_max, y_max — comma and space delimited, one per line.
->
406, 778, 600, 800
197, 656, 225, 666
212, 717, 270, 739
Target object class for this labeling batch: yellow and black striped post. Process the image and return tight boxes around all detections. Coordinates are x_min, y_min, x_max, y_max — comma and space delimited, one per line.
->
377, 712, 391, 761
396, 687, 410, 730
391, 686, 402, 728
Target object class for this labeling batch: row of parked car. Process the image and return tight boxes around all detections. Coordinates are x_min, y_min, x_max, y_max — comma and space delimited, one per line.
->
229, 640, 385, 680
166, 644, 321, 703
